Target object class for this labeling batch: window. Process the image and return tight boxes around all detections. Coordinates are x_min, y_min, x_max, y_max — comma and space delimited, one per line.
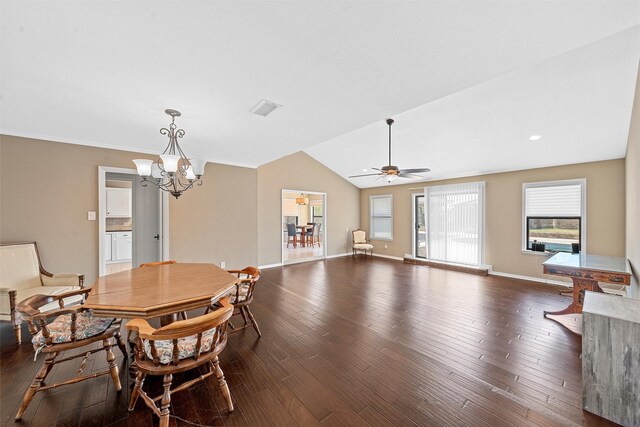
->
424, 182, 485, 265
370, 195, 393, 240
523, 179, 586, 253
312, 203, 323, 226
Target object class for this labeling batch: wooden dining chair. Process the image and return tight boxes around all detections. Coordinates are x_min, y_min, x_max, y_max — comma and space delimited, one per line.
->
139, 260, 177, 268
209, 267, 262, 337
14, 289, 126, 420
126, 297, 235, 427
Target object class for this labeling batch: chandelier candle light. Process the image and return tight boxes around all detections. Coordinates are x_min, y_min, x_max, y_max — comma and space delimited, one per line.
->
133, 109, 206, 199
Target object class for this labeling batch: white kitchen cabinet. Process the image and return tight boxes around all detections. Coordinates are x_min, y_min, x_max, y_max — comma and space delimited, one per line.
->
106, 188, 132, 218
104, 233, 113, 261
113, 232, 132, 261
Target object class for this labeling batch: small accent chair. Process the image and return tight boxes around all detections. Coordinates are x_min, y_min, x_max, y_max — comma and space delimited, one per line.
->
209, 267, 262, 337
0, 242, 85, 345
126, 297, 235, 427
352, 229, 374, 258
14, 289, 126, 420
286, 224, 300, 248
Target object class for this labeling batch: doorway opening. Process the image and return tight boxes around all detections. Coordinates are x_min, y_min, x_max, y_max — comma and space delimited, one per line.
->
98, 167, 169, 277
281, 189, 327, 265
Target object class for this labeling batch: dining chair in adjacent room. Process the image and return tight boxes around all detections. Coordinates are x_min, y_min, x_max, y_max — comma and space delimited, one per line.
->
307, 223, 321, 247
14, 289, 126, 420
126, 297, 235, 427
209, 266, 262, 337
286, 223, 299, 248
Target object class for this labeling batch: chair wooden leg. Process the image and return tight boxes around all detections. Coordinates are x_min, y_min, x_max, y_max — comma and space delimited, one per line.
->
159, 374, 173, 427
114, 331, 127, 357
128, 372, 146, 411
15, 352, 57, 420
211, 357, 233, 413
245, 306, 262, 337
104, 339, 122, 391
13, 324, 21, 345
239, 307, 249, 325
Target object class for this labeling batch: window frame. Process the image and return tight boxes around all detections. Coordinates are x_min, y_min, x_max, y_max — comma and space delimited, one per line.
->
370, 194, 393, 241
521, 179, 586, 254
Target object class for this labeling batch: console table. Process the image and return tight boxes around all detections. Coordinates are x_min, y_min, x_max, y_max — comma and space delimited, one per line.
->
542, 253, 631, 333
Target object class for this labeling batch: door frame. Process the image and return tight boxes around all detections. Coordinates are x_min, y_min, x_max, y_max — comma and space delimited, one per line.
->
281, 189, 327, 265
98, 166, 169, 277
412, 192, 426, 259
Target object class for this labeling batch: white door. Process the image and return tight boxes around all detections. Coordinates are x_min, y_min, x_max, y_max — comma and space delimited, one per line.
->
132, 177, 162, 266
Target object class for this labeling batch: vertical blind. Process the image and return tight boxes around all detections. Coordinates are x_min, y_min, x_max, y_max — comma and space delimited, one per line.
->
370, 195, 393, 239
524, 184, 582, 216
424, 182, 485, 265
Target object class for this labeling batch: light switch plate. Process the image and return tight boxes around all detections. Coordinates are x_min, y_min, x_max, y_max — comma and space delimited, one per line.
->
87, 211, 96, 221
220, 261, 226, 268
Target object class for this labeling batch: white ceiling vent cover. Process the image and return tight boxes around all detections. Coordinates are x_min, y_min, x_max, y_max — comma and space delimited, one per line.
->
250, 99, 282, 117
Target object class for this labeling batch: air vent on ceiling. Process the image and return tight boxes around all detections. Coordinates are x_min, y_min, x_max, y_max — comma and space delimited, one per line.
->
250, 99, 282, 117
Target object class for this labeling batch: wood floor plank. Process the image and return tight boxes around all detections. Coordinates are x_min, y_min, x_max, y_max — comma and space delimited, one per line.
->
1, 257, 621, 426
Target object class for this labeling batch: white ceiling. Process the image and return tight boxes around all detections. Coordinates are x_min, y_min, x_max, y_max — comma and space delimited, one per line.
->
1, 1, 639, 185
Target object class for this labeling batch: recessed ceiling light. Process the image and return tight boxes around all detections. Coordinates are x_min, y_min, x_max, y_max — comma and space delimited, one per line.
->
529, 135, 542, 141
362, 168, 368, 172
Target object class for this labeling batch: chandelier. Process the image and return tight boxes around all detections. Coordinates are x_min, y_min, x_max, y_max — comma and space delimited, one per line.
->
133, 109, 206, 199
296, 193, 309, 205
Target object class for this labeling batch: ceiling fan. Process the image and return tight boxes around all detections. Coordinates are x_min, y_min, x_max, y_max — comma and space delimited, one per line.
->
349, 118, 431, 183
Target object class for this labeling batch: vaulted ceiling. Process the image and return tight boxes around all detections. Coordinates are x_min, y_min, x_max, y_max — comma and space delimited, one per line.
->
2, 1, 639, 187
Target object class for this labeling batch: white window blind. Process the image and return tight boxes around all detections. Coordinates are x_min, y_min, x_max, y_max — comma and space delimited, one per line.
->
283, 199, 298, 217
370, 195, 393, 240
525, 184, 581, 216
425, 182, 485, 266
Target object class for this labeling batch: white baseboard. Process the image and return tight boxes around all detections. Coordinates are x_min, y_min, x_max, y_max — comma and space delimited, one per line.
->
258, 262, 282, 270
372, 253, 403, 261
489, 270, 570, 288
326, 253, 350, 259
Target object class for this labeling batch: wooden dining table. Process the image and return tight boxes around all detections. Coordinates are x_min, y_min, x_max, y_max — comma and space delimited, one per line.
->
84, 263, 239, 325
295, 225, 313, 247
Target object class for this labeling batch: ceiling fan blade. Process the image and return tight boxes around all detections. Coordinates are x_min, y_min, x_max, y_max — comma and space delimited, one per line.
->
348, 173, 383, 178
399, 168, 431, 174
375, 175, 385, 182
371, 167, 382, 171
398, 173, 423, 180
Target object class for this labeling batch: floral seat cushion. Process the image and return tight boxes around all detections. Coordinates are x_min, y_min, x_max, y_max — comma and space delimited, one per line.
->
31, 312, 115, 350
143, 327, 216, 364
229, 284, 250, 303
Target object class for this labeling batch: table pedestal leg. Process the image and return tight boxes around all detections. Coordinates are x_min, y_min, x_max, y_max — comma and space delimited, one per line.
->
160, 314, 177, 326
544, 277, 603, 317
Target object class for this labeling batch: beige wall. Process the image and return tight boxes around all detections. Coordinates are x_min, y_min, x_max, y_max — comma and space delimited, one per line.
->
626, 63, 640, 299
0, 135, 258, 284
257, 151, 360, 266
360, 159, 626, 281
169, 161, 258, 269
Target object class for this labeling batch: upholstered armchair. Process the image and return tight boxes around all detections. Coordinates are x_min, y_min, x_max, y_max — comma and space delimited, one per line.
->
0, 242, 85, 344
352, 229, 374, 258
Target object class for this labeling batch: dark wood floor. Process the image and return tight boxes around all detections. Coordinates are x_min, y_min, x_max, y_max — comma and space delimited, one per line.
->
1, 257, 619, 426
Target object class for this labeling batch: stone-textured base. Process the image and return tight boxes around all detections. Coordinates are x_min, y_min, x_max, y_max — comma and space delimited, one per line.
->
582, 291, 640, 426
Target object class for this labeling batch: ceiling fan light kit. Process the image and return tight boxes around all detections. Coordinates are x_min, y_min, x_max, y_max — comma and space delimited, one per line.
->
349, 118, 431, 183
